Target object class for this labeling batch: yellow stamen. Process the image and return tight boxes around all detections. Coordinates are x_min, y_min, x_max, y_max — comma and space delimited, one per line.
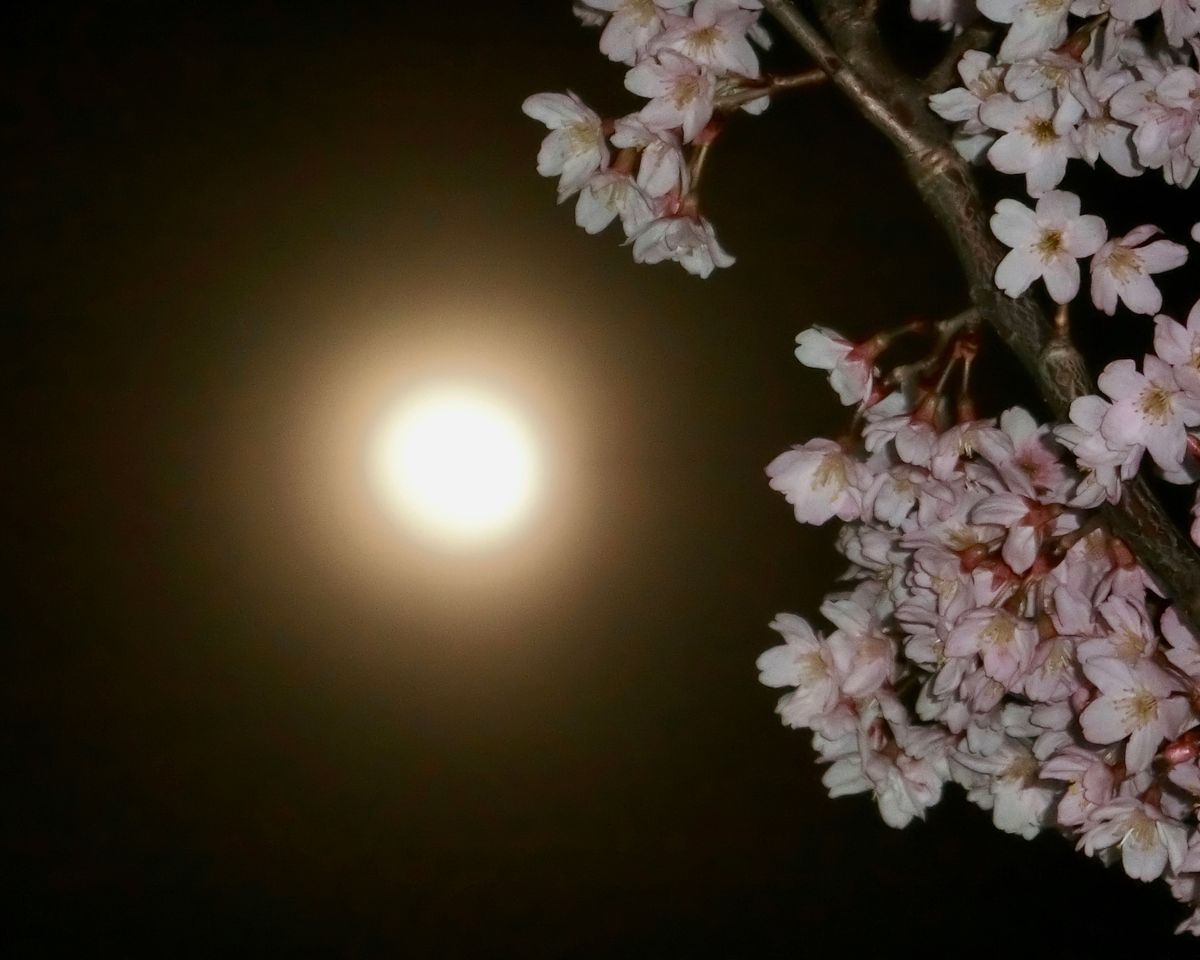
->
1139, 386, 1174, 425
1037, 229, 1064, 260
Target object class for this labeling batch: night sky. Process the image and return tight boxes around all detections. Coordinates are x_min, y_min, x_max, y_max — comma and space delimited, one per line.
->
7, 3, 1197, 955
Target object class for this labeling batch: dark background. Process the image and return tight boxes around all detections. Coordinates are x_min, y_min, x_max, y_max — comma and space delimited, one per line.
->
6, 2, 1195, 955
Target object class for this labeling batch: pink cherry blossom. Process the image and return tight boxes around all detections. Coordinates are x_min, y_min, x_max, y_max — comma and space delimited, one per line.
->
954, 738, 1057, 839
976, 0, 1071, 62
947, 607, 1038, 688
821, 584, 897, 697
1153, 300, 1200, 373
824, 704, 949, 828
981, 92, 1082, 196
538, 0, 1200, 936
1110, 67, 1200, 187
1041, 745, 1116, 827
586, 0, 689, 65
1080, 797, 1189, 881
1053, 394, 1143, 506
1079, 656, 1189, 770
1077, 595, 1157, 663
610, 116, 690, 197
793, 326, 875, 406
929, 51, 1005, 161
756, 613, 843, 731
765, 439, 866, 525
1091, 225, 1189, 316
651, 1, 761, 78
1161, 605, 1200, 681
1099, 356, 1200, 471
991, 191, 1107, 303
625, 50, 717, 143
910, 0, 976, 30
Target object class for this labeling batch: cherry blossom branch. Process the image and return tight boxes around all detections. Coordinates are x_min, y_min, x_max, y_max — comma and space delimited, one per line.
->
714, 68, 828, 111
760, 0, 934, 160
761, 0, 1200, 630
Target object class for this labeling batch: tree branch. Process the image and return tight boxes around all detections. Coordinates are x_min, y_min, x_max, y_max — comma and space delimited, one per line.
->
761, 0, 1200, 628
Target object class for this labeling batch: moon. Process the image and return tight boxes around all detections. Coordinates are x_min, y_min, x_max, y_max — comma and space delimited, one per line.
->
369, 382, 543, 546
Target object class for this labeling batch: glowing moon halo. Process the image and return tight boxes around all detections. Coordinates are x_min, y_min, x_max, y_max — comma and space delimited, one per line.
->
369, 383, 542, 546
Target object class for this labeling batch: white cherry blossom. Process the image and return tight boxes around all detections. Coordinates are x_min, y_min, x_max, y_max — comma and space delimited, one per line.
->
794, 326, 875, 406
574, 170, 655, 235
765, 438, 867, 524
929, 51, 1007, 161
981, 92, 1082, 196
522, 91, 610, 201
1080, 798, 1189, 881
630, 211, 735, 276
1153, 300, 1200, 372
610, 116, 690, 196
1099, 356, 1200, 471
1079, 656, 1189, 770
1110, 67, 1200, 187
990, 191, 1107, 302
1091, 226, 1188, 316
625, 50, 717, 142
586, 0, 689, 65
651, 1, 761, 77
757, 613, 844, 732
977, 0, 1072, 62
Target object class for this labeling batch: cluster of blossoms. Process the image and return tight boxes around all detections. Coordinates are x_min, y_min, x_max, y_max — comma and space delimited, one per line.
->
928, 0, 1200, 191
529, 0, 1200, 935
762, 325, 1200, 933
925, 0, 1200, 319
523, 0, 778, 277
1060, 299, 1200, 537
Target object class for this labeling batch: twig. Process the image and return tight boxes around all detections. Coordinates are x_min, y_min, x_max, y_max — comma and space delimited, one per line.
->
715, 69, 827, 111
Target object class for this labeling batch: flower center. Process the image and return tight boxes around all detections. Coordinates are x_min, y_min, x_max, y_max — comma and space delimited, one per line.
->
1128, 812, 1158, 850
1003, 752, 1038, 782
672, 75, 701, 108
1105, 246, 1143, 282
982, 616, 1017, 648
567, 120, 600, 154
1044, 642, 1070, 674
1120, 690, 1159, 728
797, 651, 828, 685
1139, 386, 1174, 424
1114, 629, 1147, 659
812, 453, 848, 490
625, 0, 658, 25
687, 25, 721, 56
1028, 118, 1058, 144
1036, 229, 1064, 259
977, 71, 1003, 98
945, 528, 981, 551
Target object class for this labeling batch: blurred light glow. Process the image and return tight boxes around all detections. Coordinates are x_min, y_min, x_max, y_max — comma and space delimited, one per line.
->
370, 383, 542, 546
